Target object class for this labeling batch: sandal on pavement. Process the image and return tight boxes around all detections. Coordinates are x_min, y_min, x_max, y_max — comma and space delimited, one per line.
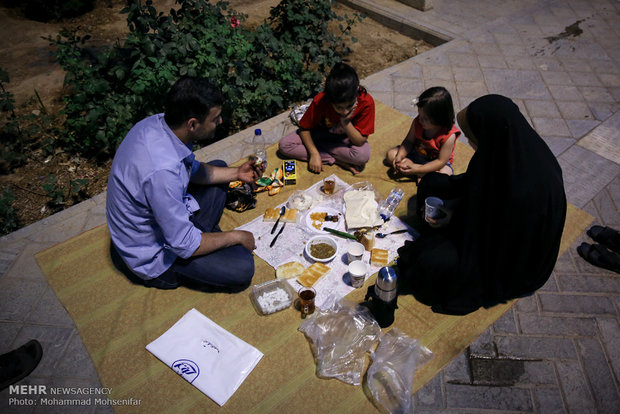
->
577, 242, 620, 274
0, 339, 43, 390
587, 225, 620, 253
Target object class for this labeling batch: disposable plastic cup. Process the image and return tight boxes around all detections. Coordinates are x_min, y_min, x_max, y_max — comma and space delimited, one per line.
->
348, 260, 368, 288
425, 197, 444, 222
347, 242, 365, 264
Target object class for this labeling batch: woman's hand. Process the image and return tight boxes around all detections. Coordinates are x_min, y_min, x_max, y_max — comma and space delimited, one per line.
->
426, 206, 453, 228
308, 153, 323, 173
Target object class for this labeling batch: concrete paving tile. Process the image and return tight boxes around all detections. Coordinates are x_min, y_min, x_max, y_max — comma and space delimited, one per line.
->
0, 277, 47, 322
538, 293, 616, 315
444, 383, 533, 411
414, 373, 444, 407
558, 145, 618, 208
569, 71, 604, 87
592, 186, 620, 225
540, 70, 574, 85
556, 100, 595, 120
476, 54, 507, 69
579, 85, 616, 103
492, 308, 518, 334
575, 337, 620, 413
596, 317, 620, 382
423, 79, 457, 96
421, 64, 453, 81
483, 68, 551, 99
0, 241, 25, 279
369, 91, 393, 107
53, 332, 98, 379
34, 377, 102, 414
494, 335, 577, 359
517, 313, 598, 336
525, 99, 562, 118
442, 352, 470, 383
469, 41, 502, 55
540, 136, 576, 156
447, 52, 478, 68
470, 358, 557, 385
468, 329, 495, 357
604, 174, 620, 209
394, 92, 419, 113
534, 57, 564, 72
455, 81, 488, 98
532, 117, 571, 137
363, 74, 394, 92
0, 376, 46, 414
532, 387, 568, 414
553, 250, 579, 274
0, 321, 22, 353
556, 359, 597, 413
515, 295, 539, 313
493, 32, 525, 46
577, 112, 620, 164
556, 273, 620, 294
392, 76, 424, 93
5, 242, 54, 282
566, 119, 600, 138
500, 44, 531, 57
25, 287, 74, 328
13, 325, 74, 378
452, 66, 484, 82
27, 212, 89, 244
505, 55, 537, 70
549, 84, 584, 101
540, 272, 560, 292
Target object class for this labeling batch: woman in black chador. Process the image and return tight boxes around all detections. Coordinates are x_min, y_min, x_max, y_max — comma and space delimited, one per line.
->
397, 94, 567, 315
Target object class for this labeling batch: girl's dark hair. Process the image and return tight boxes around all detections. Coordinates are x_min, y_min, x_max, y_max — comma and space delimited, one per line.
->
416, 86, 455, 129
164, 77, 223, 129
324, 62, 363, 104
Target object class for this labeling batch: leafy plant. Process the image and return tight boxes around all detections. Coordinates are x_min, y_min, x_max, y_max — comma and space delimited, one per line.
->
42, 175, 90, 210
0, 189, 19, 236
47, 0, 363, 159
0, 68, 25, 173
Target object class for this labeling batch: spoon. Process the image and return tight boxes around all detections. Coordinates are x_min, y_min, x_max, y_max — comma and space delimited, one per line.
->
271, 206, 286, 234
376, 229, 408, 238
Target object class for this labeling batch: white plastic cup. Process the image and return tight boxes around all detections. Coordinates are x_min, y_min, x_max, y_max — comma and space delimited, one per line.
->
348, 260, 368, 288
425, 197, 444, 222
347, 242, 365, 264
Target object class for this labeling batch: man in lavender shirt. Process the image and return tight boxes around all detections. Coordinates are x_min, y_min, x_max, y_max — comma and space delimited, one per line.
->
106, 77, 263, 291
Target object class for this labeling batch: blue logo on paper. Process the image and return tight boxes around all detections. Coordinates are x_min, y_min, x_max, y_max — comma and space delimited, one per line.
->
172, 359, 200, 384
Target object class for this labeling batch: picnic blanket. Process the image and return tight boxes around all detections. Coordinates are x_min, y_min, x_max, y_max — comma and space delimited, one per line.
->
35, 100, 592, 413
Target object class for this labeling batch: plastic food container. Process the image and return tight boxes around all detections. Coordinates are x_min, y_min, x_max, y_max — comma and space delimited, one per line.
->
250, 279, 296, 315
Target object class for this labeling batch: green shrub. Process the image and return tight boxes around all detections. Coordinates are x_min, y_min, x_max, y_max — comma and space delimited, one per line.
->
0, 68, 25, 173
0, 189, 19, 236
47, 0, 362, 159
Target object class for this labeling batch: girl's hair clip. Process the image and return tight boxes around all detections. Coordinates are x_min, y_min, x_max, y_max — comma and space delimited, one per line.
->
411, 97, 419, 106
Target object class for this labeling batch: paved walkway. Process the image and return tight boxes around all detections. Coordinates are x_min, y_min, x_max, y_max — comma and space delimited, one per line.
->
1, 0, 618, 412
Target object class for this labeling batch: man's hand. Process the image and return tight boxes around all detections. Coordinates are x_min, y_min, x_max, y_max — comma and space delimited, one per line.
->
237, 159, 264, 183
426, 206, 452, 228
309, 153, 323, 173
234, 230, 256, 251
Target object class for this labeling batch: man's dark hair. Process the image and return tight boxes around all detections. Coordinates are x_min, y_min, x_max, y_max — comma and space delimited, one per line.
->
417, 86, 455, 129
164, 77, 223, 129
324, 62, 361, 104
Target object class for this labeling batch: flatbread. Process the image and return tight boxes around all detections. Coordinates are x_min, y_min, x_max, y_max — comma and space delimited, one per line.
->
282, 209, 298, 223
275, 261, 305, 279
297, 262, 330, 287
344, 190, 383, 229
371, 248, 389, 267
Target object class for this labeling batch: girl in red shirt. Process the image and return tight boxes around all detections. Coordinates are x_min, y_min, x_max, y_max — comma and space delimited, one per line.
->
386, 86, 460, 181
278, 63, 375, 175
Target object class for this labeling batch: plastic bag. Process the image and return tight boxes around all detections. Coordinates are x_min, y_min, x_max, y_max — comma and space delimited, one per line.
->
298, 300, 381, 385
365, 328, 433, 414
289, 99, 312, 126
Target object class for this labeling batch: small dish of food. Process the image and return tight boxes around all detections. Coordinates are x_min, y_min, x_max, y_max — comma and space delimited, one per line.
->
305, 235, 338, 263
287, 190, 314, 211
304, 206, 344, 233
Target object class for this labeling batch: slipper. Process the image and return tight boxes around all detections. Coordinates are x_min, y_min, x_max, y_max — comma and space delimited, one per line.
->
576, 242, 620, 274
0, 339, 43, 390
587, 225, 620, 253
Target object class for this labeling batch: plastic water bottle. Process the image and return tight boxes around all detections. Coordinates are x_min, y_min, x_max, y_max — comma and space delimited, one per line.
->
378, 187, 404, 221
252, 128, 267, 169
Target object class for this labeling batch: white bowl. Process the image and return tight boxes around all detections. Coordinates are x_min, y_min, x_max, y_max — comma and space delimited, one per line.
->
305, 235, 338, 263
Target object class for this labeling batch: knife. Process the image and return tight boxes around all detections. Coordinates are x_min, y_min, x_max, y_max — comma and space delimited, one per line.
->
270, 222, 286, 247
323, 227, 357, 240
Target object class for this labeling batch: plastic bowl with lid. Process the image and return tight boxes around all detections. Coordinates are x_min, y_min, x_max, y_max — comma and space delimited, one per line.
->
305, 235, 338, 263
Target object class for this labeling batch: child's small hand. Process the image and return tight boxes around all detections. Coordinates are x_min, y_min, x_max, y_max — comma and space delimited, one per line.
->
309, 153, 323, 174
395, 158, 417, 175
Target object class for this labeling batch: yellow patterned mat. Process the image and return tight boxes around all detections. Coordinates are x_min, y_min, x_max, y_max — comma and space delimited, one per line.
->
35, 101, 592, 413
